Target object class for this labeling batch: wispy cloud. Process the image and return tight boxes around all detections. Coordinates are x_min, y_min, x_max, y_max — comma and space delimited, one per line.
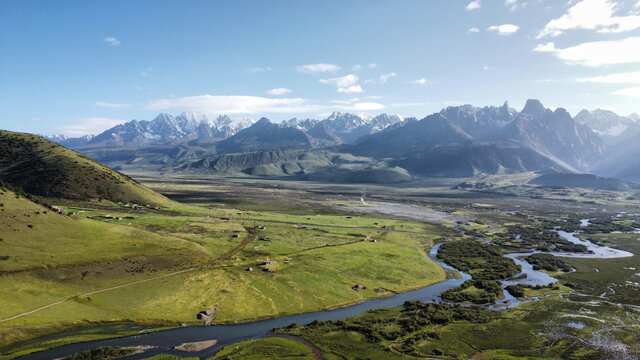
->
379, 73, 396, 84
533, 37, 640, 66
267, 87, 292, 95
406, 78, 431, 85
467, 27, 480, 34
319, 74, 363, 93
95, 101, 132, 108
352, 64, 363, 71
146, 94, 383, 113
537, 0, 640, 38
103, 37, 120, 46
487, 24, 520, 35
577, 70, 640, 83
246, 66, 272, 73
613, 86, 640, 99
297, 63, 341, 74
466, 0, 481, 10
367, 63, 378, 69
504, 0, 527, 12
51, 117, 125, 136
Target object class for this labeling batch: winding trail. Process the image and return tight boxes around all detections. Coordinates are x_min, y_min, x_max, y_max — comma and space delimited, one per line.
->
0, 228, 256, 324
210, 215, 426, 235
268, 334, 325, 360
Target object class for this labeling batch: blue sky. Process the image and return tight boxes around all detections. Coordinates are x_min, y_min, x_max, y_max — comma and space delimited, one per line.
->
1, 0, 640, 136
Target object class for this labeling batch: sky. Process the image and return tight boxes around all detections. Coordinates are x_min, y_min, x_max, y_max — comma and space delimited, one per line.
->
1, 0, 640, 136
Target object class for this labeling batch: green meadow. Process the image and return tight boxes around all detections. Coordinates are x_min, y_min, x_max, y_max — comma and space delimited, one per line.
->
0, 179, 447, 359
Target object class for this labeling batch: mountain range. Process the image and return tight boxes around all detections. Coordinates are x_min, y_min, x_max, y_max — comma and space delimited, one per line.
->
43, 99, 640, 185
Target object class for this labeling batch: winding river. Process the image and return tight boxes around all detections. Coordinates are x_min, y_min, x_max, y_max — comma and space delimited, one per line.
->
16, 203, 634, 360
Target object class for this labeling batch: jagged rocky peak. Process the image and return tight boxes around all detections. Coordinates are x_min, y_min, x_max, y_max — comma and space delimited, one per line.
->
521, 99, 548, 116
255, 117, 272, 126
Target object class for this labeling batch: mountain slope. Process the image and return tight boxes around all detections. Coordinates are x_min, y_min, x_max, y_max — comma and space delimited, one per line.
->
394, 142, 565, 177
347, 114, 471, 158
497, 100, 604, 172
214, 118, 340, 154
0, 130, 170, 205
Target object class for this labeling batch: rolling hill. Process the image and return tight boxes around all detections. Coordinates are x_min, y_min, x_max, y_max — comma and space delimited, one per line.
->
0, 130, 171, 205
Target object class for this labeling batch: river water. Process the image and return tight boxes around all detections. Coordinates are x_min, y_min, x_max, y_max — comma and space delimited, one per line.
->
17, 203, 634, 360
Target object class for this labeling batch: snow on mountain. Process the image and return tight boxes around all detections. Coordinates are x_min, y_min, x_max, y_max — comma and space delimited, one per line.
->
574, 109, 638, 137
279, 112, 402, 143
48, 113, 256, 148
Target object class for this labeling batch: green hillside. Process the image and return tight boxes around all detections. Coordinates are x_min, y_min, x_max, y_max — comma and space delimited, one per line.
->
0, 130, 170, 205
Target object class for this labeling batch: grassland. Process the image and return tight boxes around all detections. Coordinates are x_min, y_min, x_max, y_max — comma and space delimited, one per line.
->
4, 171, 640, 359
0, 179, 448, 359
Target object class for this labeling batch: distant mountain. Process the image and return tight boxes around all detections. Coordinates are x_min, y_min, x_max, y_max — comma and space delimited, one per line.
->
44, 134, 95, 147
574, 109, 639, 140
0, 130, 170, 205
437, 101, 516, 139
345, 99, 599, 173
213, 118, 337, 154
186, 99, 597, 181
498, 100, 604, 172
48, 112, 254, 148
393, 142, 563, 178
41, 100, 640, 184
347, 114, 470, 158
283, 112, 402, 143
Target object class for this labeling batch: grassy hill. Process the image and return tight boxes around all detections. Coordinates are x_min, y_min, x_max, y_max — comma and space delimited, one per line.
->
0, 130, 170, 205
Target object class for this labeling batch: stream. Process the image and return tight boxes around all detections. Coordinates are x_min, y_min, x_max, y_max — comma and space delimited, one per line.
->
17, 203, 634, 360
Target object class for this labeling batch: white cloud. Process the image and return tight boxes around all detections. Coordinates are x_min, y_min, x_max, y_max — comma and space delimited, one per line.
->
95, 102, 132, 108
466, 0, 481, 10
407, 78, 430, 85
577, 70, 640, 83
148, 95, 317, 114
320, 74, 364, 93
337, 85, 364, 93
379, 72, 396, 84
467, 27, 480, 34
51, 117, 126, 136
297, 63, 341, 74
352, 64, 363, 71
147, 94, 383, 114
104, 37, 120, 46
246, 66, 272, 73
533, 37, 640, 66
483, 65, 489, 71
613, 86, 640, 98
487, 24, 520, 35
367, 63, 377, 69
533, 42, 557, 52
267, 87, 292, 95
537, 0, 640, 38
140, 66, 153, 77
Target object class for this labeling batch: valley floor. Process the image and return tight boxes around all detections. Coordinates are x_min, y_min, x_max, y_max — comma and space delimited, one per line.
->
2, 175, 640, 359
